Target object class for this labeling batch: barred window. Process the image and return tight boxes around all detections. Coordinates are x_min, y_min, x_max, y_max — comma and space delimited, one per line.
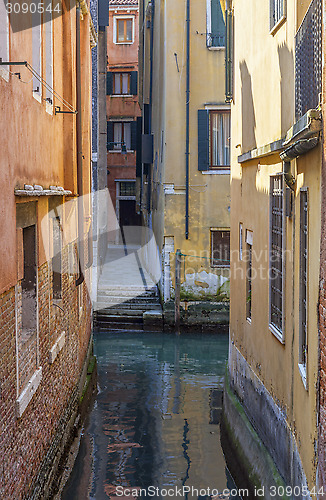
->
270, 174, 285, 337
299, 189, 308, 370
270, 0, 285, 30
120, 181, 136, 197
211, 229, 230, 267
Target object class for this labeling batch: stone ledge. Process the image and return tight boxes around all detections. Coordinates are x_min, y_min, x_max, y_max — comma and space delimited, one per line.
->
49, 331, 66, 364
16, 367, 42, 418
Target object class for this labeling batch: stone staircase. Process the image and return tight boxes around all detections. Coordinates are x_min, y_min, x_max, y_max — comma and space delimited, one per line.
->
94, 244, 163, 330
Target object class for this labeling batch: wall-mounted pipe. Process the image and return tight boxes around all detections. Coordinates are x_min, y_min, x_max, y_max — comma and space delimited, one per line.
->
75, 4, 85, 286
185, 0, 190, 240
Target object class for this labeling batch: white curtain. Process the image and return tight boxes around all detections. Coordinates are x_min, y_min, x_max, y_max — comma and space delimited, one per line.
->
211, 112, 230, 167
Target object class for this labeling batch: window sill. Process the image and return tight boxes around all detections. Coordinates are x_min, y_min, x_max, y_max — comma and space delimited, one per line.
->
109, 150, 135, 153
207, 46, 225, 51
298, 363, 308, 391
270, 15, 286, 36
49, 331, 65, 364
111, 94, 134, 98
46, 101, 53, 115
114, 41, 134, 45
0, 68, 9, 82
202, 169, 230, 175
210, 264, 230, 269
269, 323, 285, 344
33, 92, 42, 103
16, 367, 42, 418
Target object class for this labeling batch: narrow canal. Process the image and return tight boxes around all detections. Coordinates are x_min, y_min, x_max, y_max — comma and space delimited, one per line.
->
62, 331, 241, 500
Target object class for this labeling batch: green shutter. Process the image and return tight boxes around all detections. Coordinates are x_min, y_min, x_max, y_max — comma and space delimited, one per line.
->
107, 121, 114, 150
136, 117, 142, 178
106, 72, 113, 95
211, 0, 226, 47
131, 121, 137, 151
198, 110, 209, 171
225, 9, 233, 102
130, 71, 138, 95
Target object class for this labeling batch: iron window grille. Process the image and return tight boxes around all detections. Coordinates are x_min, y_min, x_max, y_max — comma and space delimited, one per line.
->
299, 189, 308, 369
247, 242, 252, 321
270, 174, 285, 338
295, 0, 322, 119
211, 229, 230, 267
120, 181, 136, 197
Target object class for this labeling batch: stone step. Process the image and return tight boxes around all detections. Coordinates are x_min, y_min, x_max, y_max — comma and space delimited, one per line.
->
97, 286, 158, 296
96, 303, 161, 311
96, 295, 160, 304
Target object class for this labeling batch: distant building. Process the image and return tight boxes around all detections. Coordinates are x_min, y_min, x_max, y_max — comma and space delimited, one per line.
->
106, 0, 142, 242
0, 3, 95, 497
226, 0, 322, 492
138, 0, 231, 303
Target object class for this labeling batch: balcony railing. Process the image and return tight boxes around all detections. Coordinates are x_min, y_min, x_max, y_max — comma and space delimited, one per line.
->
295, 0, 322, 120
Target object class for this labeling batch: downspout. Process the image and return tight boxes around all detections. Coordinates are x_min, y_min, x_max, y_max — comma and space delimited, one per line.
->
76, 4, 85, 286
147, 0, 155, 214
185, 0, 190, 239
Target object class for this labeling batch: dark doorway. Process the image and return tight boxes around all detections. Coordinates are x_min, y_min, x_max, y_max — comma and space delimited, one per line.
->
119, 200, 142, 227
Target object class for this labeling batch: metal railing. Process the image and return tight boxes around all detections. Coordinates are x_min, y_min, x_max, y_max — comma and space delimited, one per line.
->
295, 0, 322, 120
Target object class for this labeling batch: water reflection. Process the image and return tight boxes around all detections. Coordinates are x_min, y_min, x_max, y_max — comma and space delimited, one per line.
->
62, 331, 240, 500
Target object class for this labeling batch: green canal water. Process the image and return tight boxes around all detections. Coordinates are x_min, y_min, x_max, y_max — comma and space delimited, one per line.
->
62, 331, 241, 500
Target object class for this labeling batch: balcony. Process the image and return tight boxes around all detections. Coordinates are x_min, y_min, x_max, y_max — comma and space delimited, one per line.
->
295, 0, 322, 120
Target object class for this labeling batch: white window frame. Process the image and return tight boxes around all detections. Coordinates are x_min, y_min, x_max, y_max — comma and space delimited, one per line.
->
206, 0, 225, 49
269, 174, 286, 344
203, 104, 231, 175
32, 12, 42, 102
298, 187, 308, 389
113, 15, 135, 45
270, 0, 286, 34
45, 5, 53, 113
0, 6, 10, 82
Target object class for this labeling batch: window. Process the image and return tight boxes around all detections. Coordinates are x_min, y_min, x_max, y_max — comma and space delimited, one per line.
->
52, 217, 62, 300
107, 121, 137, 151
211, 229, 230, 267
22, 225, 37, 333
270, 0, 286, 31
299, 189, 308, 375
45, 6, 53, 105
120, 181, 136, 197
0, 3, 9, 81
114, 73, 130, 95
270, 174, 285, 338
113, 122, 131, 150
206, 0, 225, 47
210, 111, 230, 168
114, 17, 134, 44
198, 109, 230, 171
107, 71, 137, 96
246, 231, 253, 321
32, 12, 42, 98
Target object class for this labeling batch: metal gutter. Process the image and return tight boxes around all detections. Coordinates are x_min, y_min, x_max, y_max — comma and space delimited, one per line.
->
185, 0, 190, 239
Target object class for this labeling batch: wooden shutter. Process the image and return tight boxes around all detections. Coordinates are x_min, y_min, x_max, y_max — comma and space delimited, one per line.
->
211, 0, 226, 47
107, 121, 114, 150
131, 121, 137, 151
225, 9, 233, 102
198, 109, 209, 171
136, 117, 142, 177
106, 72, 113, 95
130, 71, 138, 95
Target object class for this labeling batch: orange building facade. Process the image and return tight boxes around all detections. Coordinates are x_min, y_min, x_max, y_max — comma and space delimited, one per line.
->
0, 2, 95, 498
106, 0, 141, 237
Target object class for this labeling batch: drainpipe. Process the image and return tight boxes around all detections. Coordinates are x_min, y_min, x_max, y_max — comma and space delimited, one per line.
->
147, 0, 155, 215
76, 4, 85, 286
185, 0, 190, 240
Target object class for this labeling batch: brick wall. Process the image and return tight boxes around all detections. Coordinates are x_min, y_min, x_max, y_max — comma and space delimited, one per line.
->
0, 242, 92, 499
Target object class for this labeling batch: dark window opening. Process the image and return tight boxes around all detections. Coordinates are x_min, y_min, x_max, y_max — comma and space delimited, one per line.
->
22, 225, 37, 332
52, 217, 62, 300
211, 229, 230, 267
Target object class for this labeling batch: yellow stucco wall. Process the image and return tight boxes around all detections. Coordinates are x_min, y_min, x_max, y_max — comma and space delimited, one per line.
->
230, 0, 320, 486
147, 0, 230, 297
